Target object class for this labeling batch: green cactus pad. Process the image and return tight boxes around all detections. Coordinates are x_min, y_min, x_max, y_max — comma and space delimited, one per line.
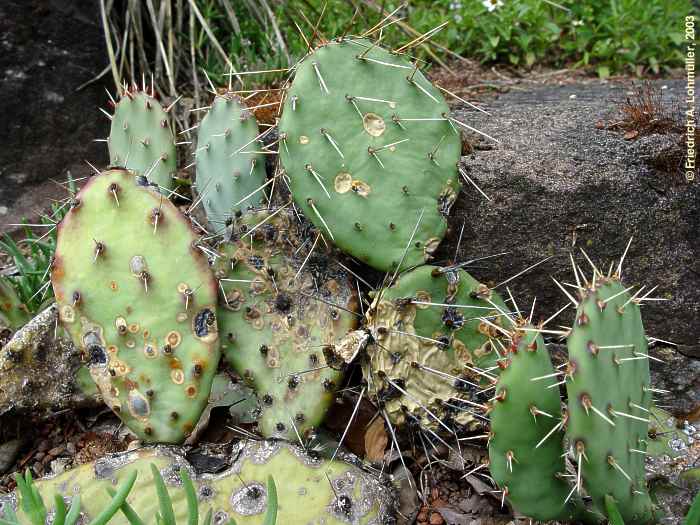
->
51, 169, 219, 443
0, 441, 395, 524
215, 208, 358, 440
195, 94, 268, 228
565, 276, 656, 523
108, 89, 177, 192
489, 327, 582, 522
363, 265, 508, 429
0, 276, 30, 331
278, 39, 461, 272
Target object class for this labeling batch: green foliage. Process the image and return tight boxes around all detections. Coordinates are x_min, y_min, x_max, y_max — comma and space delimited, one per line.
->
185, 0, 690, 88
419, 0, 689, 75
51, 168, 220, 443
0, 174, 75, 318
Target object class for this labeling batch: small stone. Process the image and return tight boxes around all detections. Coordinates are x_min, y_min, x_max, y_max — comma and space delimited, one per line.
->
429, 511, 444, 525
66, 442, 76, 455
32, 461, 43, 476
50, 458, 70, 475
0, 439, 22, 475
34, 452, 45, 461
48, 445, 65, 457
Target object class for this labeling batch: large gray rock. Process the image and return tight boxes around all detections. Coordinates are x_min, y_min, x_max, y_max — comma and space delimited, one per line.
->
0, 305, 101, 415
437, 80, 698, 414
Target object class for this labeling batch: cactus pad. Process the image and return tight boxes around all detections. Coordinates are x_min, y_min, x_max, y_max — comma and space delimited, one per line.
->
108, 89, 176, 191
196, 93, 268, 227
278, 39, 460, 272
215, 208, 358, 439
565, 276, 656, 523
1, 441, 395, 524
51, 168, 219, 443
363, 265, 508, 429
488, 327, 582, 522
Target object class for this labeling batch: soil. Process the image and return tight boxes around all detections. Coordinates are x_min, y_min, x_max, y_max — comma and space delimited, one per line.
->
0, 0, 109, 236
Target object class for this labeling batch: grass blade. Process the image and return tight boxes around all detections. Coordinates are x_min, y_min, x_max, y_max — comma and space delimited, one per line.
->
262, 476, 278, 525
685, 490, 700, 525
179, 468, 198, 525
107, 487, 145, 525
89, 470, 138, 525
151, 464, 175, 525
604, 495, 625, 525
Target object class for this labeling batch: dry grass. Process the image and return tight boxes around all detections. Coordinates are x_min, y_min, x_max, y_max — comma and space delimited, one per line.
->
610, 81, 681, 137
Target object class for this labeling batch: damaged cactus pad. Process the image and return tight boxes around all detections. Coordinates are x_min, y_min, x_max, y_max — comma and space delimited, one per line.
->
0, 441, 395, 524
214, 208, 358, 440
51, 169, 219, 443
279, 39, 460, 272
363, 265, 508, 429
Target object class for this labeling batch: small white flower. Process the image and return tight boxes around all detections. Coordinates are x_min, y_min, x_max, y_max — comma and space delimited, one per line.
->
482, 0, 504, 12
572, 19, 584, 27
454, 14, 463, 23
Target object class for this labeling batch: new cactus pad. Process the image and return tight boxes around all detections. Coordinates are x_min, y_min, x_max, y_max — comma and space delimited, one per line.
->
565, 275, 656, 523
51, 169, 219, 443
195, 94, 268, 227
214, 208, 358, 440
489, 327, 587, 522
363, 265, 508, 429
278, 39, 461, 272
108, 88, 177, 192
0, 441, 395, 524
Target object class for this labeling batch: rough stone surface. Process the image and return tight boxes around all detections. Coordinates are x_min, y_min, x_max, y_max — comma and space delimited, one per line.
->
435, 80, 698, 413
0, 305, 100, 415
0, 0, 109, 234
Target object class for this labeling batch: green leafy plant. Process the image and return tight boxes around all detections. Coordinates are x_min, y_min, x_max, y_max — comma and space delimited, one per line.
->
0, 173, 75, 317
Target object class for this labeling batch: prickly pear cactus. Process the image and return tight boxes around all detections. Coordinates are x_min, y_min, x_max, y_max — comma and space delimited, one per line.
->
489, 327, 586, 522
0, 441, 395, 524
108, 88, 177, 191
0, 276, 29, 331
214, 208, 358, 440
565, 276, 656, 523
278, 39, 461, 272
196, 93, 268, 227
363, 265, 508, 429
51, 169, 219, 443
